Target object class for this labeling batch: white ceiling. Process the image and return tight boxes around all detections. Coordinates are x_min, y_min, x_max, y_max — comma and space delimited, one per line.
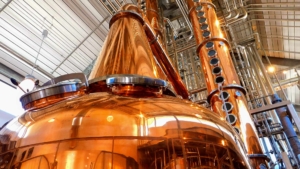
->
251, 0, 300, 60
0, 0, 134, 84
1, 0, 300, 85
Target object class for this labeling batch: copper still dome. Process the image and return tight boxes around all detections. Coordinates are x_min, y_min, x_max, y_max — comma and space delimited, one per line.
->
2, 92, 250, 168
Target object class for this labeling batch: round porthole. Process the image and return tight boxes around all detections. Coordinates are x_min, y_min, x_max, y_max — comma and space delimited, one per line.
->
215, 76, 224, 85
196, 5, 203, 11
201, 24, 209, 31
222, 102, 233, 112
208, 49, 217, 57
197, 11, 205, 18
203, 31, 211, 38
212, 66, 222, 76
199, 17, 207, 24
210, 58, 219, 66
206, 41, 214, 49
226, 114, 237, 125
219, 91, 230, 101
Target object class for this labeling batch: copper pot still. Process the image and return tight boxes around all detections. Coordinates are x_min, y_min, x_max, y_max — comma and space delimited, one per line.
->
0, 1, 268, 169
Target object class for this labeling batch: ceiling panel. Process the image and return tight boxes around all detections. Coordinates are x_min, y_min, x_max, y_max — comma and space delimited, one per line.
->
0, 0, 134, 83
250, 0, 300, 60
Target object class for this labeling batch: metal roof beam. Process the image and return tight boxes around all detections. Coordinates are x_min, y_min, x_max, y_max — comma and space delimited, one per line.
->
0, 0, 13, 13
0, 63, 24, 82
262, 56, 300, 67
0, 42, 54, 79
52, 15, 109, 74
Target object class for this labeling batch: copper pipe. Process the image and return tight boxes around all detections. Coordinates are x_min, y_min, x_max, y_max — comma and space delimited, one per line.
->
144, 23, 189, 99
144, 0, 168, 80
142, 0, 189, 99
185, 0, 268, 167
145, 0, 162, 41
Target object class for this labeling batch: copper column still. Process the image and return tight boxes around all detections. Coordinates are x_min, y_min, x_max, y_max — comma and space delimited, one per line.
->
185, 0, 269, 167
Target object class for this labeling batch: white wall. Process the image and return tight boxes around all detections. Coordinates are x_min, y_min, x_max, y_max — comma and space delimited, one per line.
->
0, 109, 15, 128
0, 74, 24, 126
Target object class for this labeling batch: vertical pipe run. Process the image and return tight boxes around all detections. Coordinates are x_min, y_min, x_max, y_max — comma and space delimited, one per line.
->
244, 46, 280, 122
239, 46, 265, 108
175, 0, 194, 36
143, 1, 190, 99
185, 0, 268, 168
165, 18, 180, 72
272, 95, 300, 164
145, 0, 162, 42
250, 43, 300, 163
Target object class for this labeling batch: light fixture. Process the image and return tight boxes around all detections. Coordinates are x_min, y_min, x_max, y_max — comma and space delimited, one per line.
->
19, 75, 39, 92
10, 30, 47, 93
267, 66, 275, 73
10, 75, 39, 93
10, 78, 26, 93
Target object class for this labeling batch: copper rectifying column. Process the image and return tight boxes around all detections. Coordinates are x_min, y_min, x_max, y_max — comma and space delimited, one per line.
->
185, 0, 269, 168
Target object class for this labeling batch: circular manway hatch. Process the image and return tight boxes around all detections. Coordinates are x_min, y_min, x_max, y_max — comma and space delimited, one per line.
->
20, 73, 88, 110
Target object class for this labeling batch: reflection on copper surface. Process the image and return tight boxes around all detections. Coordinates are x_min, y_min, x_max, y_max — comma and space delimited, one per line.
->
111, 85, 163, 97
88, 8, 162, 80
89, 4, 189, 99
24, 89, 85, 111
145, 0, 164, 44
185, 0, 267, 167
3, 93, 251, 168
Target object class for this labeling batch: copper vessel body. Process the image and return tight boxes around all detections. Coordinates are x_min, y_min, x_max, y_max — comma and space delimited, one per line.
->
186, 0, 268, 168
1, 93, 251, 168
88, 7, 162, 81
23, 88, 86, 111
